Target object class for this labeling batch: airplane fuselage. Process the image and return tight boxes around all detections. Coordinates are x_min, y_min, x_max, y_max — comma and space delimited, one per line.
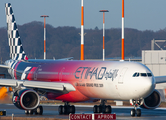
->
5, 59, 155, 102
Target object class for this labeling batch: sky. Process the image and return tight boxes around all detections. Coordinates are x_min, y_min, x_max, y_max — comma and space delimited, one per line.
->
0, 0, 166, 31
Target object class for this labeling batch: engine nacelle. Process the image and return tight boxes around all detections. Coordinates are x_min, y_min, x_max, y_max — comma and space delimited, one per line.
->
13, 89, 40, 110
140, 89, 161, 109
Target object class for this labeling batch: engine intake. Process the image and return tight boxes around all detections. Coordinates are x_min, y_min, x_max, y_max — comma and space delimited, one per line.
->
140, 89, 161, 109
13, 89, 40, 110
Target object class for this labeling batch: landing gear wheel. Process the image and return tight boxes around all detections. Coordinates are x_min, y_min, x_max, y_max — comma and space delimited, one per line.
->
93, 105, 98, 113
131, 109, 135, 117
136, 109, 141, 117
35, 106, 43, 115
130, 99, 143, 117
62, 106, 68, 114
58, 105, 63, 115
97, 105, 102, 113
58, 103, 76, 115
93, 100, 112, 114
69, 105, 75, 114
105, 105, 112, 113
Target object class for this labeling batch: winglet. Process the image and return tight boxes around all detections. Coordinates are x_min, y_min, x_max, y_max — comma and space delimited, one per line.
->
5, 3, 28, 60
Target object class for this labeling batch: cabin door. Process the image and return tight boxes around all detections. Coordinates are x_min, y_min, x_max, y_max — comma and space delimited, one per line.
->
118, 67, 128, 84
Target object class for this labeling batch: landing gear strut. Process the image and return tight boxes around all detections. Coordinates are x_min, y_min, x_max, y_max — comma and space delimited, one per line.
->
93, 100, 111, 113
130, 99, 143, 117
58, 102, 75, 115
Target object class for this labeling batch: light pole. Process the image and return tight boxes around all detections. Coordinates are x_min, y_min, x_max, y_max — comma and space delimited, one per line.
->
40, 15, 49, 60
121, 0, 125, 61
81, 0, 84, 60
99, 10, 109, 61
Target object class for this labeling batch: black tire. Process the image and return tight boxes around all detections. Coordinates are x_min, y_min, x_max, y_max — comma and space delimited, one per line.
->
105, 105, 112, 113
136, 109, 141, 117
58, 105, 63, 115
35, 106, 43, 115
62, 106, 68, 115
131, 109, 135, 117
93, 105, 98, 113
97, 105, 102, 113
103, 105, 106, 113
70, 105, 75, 114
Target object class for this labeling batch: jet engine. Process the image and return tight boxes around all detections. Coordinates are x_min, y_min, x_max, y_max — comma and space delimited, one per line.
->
140, 89, 161, 109
12, 89, 40, 110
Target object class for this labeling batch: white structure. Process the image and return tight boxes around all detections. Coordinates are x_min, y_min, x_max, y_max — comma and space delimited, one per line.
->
142, 50, 166, 76
151, 39, 166, 50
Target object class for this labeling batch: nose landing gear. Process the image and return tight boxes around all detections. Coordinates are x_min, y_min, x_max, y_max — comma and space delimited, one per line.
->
131, 106, 141, 117
130, 99, 143, 117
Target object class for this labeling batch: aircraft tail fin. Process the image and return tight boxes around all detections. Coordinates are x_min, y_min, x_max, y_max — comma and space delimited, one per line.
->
5, 3, 28, 60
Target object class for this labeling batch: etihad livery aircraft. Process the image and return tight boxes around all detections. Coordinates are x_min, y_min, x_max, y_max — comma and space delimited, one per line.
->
0, 3, 165, 117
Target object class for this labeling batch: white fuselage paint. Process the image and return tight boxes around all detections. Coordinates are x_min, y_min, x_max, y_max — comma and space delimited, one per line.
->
74, 61, 155, 100
5, 60, 155, 101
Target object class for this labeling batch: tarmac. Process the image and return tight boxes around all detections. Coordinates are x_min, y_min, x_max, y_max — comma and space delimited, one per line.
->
0, 104, 166, 120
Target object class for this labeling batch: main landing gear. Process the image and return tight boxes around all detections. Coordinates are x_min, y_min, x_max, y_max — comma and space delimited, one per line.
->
25, 106, 43, 115
58, 102, 75, 115
130, 99, 143, 117
93, 100, 112, 113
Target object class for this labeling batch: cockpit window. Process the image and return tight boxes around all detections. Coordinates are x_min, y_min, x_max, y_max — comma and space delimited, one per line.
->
140, 73, 147, 77
133, 72, 152, 77
133, 73, 137, 77
133, 72, 139, 77
147, 73, 152, 77
136, 73, 139, 77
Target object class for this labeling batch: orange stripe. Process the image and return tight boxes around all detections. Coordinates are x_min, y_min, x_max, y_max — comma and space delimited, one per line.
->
44, 40, 46, 52
81, 44, 84, 60
81, 6, 84, 25
103, 36, 105, 49
122, 38, 124, 60
122, 0, 124, 18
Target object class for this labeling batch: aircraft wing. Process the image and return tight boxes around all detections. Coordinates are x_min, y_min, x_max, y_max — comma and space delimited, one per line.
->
155, 76, 166, 84
0, 79, 76, 93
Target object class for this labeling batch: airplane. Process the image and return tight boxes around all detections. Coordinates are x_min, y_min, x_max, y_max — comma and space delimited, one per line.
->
0, 3, 164, 117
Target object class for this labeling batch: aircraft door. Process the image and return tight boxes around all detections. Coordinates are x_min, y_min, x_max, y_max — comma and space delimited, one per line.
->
118, 67, 128, 84
34, 65, 41, 80
59, 67, 65, 81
